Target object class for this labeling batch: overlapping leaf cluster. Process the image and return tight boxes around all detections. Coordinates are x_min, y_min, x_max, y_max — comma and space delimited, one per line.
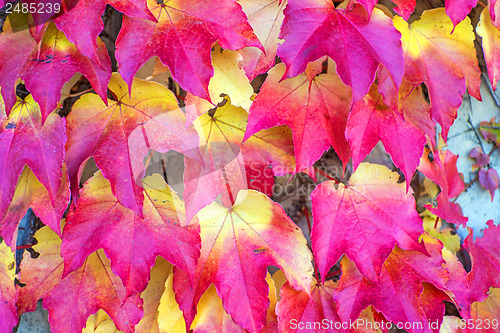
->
0, 0, 499, 332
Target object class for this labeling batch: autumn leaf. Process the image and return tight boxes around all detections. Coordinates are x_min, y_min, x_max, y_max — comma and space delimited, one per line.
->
0, 14, 37, 112
206, 44, 254, 111
62, 171, 200, 296
189, 285, 246, 333
53, 0, 154, 63
19, 226, 142, 333
465, 220, 500, 304
311, 163, 426, 283
65, 73, 200, 216
278, 2, 403, 102
183, 96, 297, 221
239, 0, 287, 80
445, 0, 479, 29
0, 239, 17, 333
82, 309, 121, 333
478, 168, 499, 201
22, 22, 111, 122
136, 256, 173, 333
17, 226, 63, 314
334, 236, 449, 331
45, 249, 143, 333
479, 118, 500, 145
442, 248, 471, 319
346, 84, 426, 185
116, 0, 262, 100
394, 8, 481, 139
391, 0, 416, 20
0, 94, 67, 245
276, 280, 341, 333
244, 63, 352, 170
174, 190, 313, 333
418, 148, 468, 225
157, 269, 186, 333
469, 288, 500, 333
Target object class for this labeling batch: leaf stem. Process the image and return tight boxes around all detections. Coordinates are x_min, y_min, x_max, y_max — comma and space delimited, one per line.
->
314, 167, 340, 184
302, 206, 320, 283
66, 87, 94, 98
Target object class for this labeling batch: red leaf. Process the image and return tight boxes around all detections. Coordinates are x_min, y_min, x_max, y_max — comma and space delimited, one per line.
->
244, 63, 352, 170
391, 0, 416, 20
478, 168, 499, 201
418, 148, 468, 225
45, 250, 144, 333
0, 15, 37, 112
278, 2, 403, 102
65, 74, 200, 216
116, 0, 262, 100
311, 163, 425, 283
183, 96, 298, 221
346, 85, 426, 186
445, 0, 478, 28
53, 0, 154, 62
0, 94, 67, 244
465, 221, 500, 304
275, 280, 341, 333
173, 190, 313, 333
22, 22, 111, 122
62, 171, 200, 296
394, 9, 481, 139
334, 236, 449, 331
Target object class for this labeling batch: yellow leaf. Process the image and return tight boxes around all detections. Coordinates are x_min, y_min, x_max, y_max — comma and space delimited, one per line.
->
209, 45, 253, 111
136, 256, 173, 333
0, 238, 16, 331
82, 310, 123, 333
157, 273, 186, 333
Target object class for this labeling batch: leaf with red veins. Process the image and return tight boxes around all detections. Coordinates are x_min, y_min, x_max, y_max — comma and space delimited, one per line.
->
116, 0, 262, 100
394, 9, 481, 139
465, 220, 500, 304
477, 9, 500, 91
244, 63, 352, 170
45, 249, 143, 333
278, 2, 403, 102
418, 148, 468, 225
0, 15, 37, 113
478, 168, 500, 201
346, 85, 426, 186
334, 236, 449, 330
53, 0, 154, 62
445, 0, 478, 29
62, 171, 200, 296
21, 22, 111, 122
311, 163, 426, 283
0, 239, 17, 333
173, 190, 313, 333
65, 73, 200, 216
183, 96, 297, 222
238, 0, 287, 80
276, 280, 341, 333
1, 166, 69, 249
0, 94, 66, 243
